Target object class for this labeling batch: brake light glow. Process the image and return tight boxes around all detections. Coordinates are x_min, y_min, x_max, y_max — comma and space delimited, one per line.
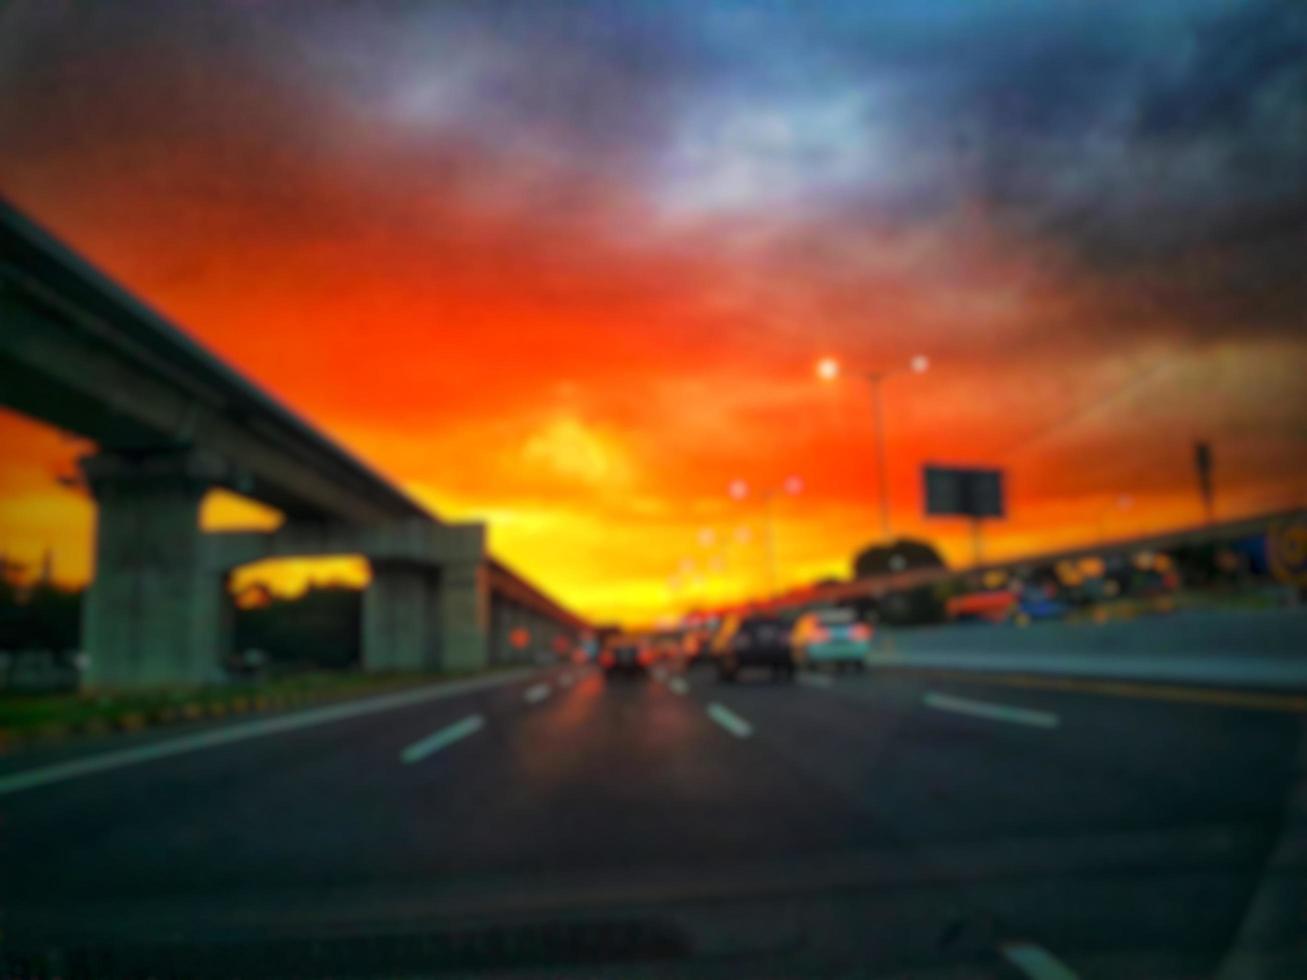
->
637, 647, 655, 666
851, 623, 872, 641
811, 627, 831, 644
599, 651, 615, 667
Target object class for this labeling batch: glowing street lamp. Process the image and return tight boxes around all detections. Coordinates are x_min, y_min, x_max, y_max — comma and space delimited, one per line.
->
816, 353, 929, 541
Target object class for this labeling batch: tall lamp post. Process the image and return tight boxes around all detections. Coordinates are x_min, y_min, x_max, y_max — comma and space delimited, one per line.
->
817, 354, 928, 541
729, 475, 802, 600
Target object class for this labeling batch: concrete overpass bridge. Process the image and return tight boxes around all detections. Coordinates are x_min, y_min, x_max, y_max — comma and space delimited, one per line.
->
0, 198, 585, 688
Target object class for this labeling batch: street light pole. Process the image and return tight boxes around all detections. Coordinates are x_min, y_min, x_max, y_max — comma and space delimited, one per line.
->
817, 354, 927, 545
762, 489, 778, 599
866, 372, 891, 541
729, 477, 801, 602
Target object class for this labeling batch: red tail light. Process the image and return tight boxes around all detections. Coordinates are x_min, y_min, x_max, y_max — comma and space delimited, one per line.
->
637, 647, 655, 667
811, 626, 831, 644
851, 623, 871, 641
599, 651, 615, 667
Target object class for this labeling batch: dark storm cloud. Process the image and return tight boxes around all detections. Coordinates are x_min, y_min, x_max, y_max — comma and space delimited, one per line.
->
787, 0, 1307, 334
3, 0, 1303, 338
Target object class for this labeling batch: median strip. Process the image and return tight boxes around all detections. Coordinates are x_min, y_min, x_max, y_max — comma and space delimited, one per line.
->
706, 702, 754, 738
924, 691, 1059, 729
399, 714, 486, 764
523, 683, 552, 705
0, 670, 533, 797
1000, 942, 1079, 979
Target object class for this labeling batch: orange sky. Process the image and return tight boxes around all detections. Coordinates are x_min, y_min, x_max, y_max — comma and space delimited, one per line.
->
1, 2, 1304, 624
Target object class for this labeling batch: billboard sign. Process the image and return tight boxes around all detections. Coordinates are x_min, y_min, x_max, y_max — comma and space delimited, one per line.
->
924, 465, 1006, 519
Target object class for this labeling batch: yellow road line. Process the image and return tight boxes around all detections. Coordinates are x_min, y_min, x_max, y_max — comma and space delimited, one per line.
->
888, 668, 1307, 714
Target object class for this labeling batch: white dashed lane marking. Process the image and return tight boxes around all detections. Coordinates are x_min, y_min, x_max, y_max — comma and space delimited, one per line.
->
924, 692, 1059, 729
1000, 942, 1079, 979
399, 714, 486, 764
0, 671, 534, 797
706, 702, 754, 738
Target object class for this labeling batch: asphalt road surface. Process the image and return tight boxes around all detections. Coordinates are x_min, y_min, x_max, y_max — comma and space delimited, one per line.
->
2, 660, 1305, 978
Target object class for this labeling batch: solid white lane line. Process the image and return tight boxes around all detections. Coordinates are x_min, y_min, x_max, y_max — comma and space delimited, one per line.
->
668, 676, 689, 696
798, 673, 833, 688
0, 669, 536, 798
1000, 942, 1079, 979
399, 714, 485, 764
523, 683, 552, 704
706, 702, 754, 738
924, 691, 1059, 729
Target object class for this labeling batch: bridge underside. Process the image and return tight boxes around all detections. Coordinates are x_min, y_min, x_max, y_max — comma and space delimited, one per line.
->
77, 449, 581, 688
2, 199, 585, 690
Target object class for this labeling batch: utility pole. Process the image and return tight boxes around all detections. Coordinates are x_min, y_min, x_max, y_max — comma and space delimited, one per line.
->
816, 354, 928, 545
868, 373, 892, 541
1194, 441, 1215, 525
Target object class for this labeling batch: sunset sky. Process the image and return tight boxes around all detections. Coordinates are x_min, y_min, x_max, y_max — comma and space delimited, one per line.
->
1, 0, 1305, 624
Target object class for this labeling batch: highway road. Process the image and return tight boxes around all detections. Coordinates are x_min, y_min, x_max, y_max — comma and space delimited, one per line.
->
2, 659, 1306, 978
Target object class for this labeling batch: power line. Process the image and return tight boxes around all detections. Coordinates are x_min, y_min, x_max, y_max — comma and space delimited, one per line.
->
994, 360, 1174, 462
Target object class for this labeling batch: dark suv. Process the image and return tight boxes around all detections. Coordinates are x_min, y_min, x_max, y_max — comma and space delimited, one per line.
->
717, 615, 795, 682
600, 637, 652, 676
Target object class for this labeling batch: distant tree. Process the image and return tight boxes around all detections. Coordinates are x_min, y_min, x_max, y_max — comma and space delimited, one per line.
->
852, 538, 946, 579
232, 584, 362, 671
0, 578, 83, 654
23, 583, 83, 652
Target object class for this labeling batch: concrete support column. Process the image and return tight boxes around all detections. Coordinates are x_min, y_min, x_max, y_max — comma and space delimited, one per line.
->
80, 450, 226, 689
438, 560, 489, 672
362, 561, 436, 673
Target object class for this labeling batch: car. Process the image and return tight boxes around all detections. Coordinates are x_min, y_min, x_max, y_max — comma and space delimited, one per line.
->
792, 607, 872, 672
717, 614, 795, 682
598, 636, 654, 676
681, 626, 715, 667
650, 631, 684, 669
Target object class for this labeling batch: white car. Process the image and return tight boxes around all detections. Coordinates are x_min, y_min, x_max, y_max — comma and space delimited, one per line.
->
791, 608, 872, 672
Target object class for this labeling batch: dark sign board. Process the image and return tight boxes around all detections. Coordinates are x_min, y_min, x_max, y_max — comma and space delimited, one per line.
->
924, 465, 1006, 519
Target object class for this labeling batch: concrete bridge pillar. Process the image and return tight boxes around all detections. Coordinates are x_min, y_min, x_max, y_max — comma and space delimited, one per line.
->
362, 560, 489, 674
80, 450, 227, 688
438, 560, 489, 672
362, 561, 438, 673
